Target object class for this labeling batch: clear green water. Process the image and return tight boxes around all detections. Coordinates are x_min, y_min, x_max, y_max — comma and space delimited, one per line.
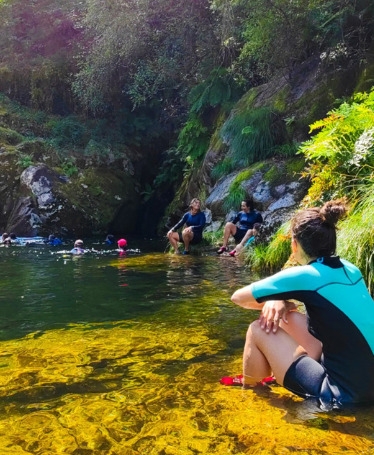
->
0, 238, 373, 454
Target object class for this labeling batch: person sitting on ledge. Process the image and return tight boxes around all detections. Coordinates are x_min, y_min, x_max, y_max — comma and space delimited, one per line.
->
217, 199, 263, 254
229, 222, 262, 257
167, 198, 206, 255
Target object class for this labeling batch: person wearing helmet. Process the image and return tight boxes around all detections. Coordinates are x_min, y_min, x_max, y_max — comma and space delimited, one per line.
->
70, 239, 86, 255
117, 238, 127, 256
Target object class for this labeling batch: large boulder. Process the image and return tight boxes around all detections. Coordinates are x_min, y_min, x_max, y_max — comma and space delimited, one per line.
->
205, 158, 309, 231
0, 156, 141, 237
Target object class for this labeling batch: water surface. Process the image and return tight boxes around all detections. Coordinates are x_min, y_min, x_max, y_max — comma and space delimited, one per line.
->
0, 238, 373, 454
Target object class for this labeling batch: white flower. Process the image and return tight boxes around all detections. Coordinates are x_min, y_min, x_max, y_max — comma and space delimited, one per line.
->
348, 128, 374, 167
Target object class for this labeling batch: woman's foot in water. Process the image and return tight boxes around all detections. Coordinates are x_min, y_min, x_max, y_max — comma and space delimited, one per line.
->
220, 375, 275, 387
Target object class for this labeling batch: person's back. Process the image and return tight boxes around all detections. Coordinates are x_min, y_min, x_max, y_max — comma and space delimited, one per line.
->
70, 239, 86, 254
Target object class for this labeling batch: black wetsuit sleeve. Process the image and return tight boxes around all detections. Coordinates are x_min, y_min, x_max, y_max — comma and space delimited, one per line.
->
172, 213, 188, 231
230, 212, 240, 224
192, 212, 206, 232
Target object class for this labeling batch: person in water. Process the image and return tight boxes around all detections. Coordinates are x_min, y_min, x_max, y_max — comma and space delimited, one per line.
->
70, 239, 86, 255
105, 234, 115, 245
117, 238, 127, 256
167, 198, 206, 255
46, 234, 62, 246
229, 222, 262, 257
1, 232, 11, 245
230, 199, 374, 410
217, 199, 263, 254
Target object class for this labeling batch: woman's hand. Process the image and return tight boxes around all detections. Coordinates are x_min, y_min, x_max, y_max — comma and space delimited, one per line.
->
259, 300, 296, 333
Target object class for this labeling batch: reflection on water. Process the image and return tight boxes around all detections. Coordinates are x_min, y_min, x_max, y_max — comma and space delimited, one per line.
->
0, 239, 373, 454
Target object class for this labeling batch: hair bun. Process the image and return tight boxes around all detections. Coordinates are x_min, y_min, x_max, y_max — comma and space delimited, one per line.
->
321, 199, 347, 226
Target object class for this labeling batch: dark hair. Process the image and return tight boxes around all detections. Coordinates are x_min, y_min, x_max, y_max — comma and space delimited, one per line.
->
243, 199, 254, 211
253, 222, 262, 231
291, 199, 347, 258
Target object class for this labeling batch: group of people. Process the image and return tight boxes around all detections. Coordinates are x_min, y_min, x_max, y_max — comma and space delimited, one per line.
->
168, 196, 374, 410
167, 197, 263, 256
70, 237, 128, 255
1, 232, 129, 256
1, 232, 17, 245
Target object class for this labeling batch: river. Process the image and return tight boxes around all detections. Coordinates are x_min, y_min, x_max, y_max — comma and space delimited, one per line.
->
0, 238, 373, 454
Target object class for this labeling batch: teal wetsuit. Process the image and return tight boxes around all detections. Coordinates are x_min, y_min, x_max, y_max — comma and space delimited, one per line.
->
251, 256, 374, 409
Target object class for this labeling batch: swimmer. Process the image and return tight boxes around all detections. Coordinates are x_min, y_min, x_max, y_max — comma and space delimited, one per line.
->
70, 239, 86, 255
117, 238, 127, 256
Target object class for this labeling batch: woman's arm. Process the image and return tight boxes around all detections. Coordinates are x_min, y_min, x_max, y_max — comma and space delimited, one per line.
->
231, 285, 297, 331
231, 284, 264, 310
170, 213, 188, 232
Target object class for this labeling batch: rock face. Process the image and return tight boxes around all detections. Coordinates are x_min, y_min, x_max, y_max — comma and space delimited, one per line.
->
205, 159, 309, 231
165, 54, 374, 236
0, 155, 140, 237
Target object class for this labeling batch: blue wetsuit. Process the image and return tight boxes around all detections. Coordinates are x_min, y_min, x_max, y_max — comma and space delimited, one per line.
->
172, 211, 206, 245
231, 211, 263, 242
49, 238, 62, 246
70, 247, 86, 255
251, 256, 374, 409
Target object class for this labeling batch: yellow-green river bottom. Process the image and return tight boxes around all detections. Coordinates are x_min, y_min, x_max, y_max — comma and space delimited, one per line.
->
0, 239, 373, 454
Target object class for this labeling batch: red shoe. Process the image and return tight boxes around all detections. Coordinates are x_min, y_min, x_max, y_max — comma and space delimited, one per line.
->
220, 375, 243, 386
229, 250, 236, 257
220, 375, 276, 386
217, 246, 228, 255
260, 376, 276, 386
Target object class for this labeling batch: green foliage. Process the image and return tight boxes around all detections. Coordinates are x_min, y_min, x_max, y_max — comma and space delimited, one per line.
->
299, 88, 374, 203
202, 227, 223, 247
274, 142, 299, 158
74, 0, 219, 115
0, 126, 24, 145
177, 115, 209, 166
211, 157, 235, 180
223, 169, 253, 211
47, 116, 88, 149
221, 107, 286, 167
338, 191, 374, 293
247, 222, 292, 274
236, 0, 372, 83
263, 157, 304, 186
188, 68, 243, 115
153, 147, 185, 188
61, 157, 78, 177
16, 153, 33, 169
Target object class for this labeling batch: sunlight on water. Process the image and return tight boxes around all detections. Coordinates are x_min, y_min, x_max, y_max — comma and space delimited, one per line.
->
0, 244, 373, 454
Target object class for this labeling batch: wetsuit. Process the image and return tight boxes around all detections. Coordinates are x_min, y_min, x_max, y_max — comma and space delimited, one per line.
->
251, 256, 374, 409
70, 247, 86, 255
231, 211, 263, 242
172, 211, 206, 245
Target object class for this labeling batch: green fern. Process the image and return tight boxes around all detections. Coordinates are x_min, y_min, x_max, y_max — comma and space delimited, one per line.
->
223, 169, 254, 211
299, 88, 374, 202
221, 107, 286, 167
338, 190, 374, 293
